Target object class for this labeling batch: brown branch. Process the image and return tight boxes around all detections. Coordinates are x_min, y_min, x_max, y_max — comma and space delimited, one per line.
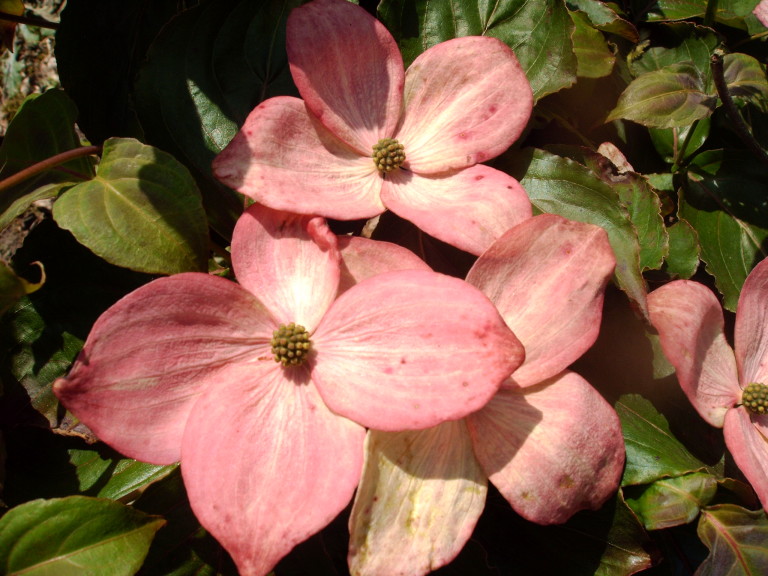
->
0, 10, 58, 30
0, 146, 101, 193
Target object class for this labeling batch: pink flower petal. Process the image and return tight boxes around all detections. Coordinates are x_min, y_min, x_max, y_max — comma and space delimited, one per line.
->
53, 274, 274, 464
396, 36, 532, 173
380, 165, 532, 256
181, 362, 365, 576
287, 0, 404, 154
466, 371, 625, 524
723, 407, 768, 510
312, 270, 524, 430
348, 422, 487, 576
755, 0, 768, 27
212, 96, 385, 219
735, 257, 768, 385
648, 280, 742, 427
337, 235, 430, 294
466, 214, 615, 386
232, 204, 340, 331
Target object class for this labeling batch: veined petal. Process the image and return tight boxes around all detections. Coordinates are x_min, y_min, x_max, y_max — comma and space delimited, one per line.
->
466, 214, 614, 386
466, 371, 625, 524
348, 422, 487, 576
53, 274, 274, 465
723, 407, 768, 510
397, 36, 532, 173
381, 165, 532, 256
287, 0, 404, 153
735, 257, 768, 385
181, 363, 365, 576
338, 235, 430, 294
312, 270, 524, 430
648, 281, 741, 427
212, 96, 385, 219
232, 204, 340, 331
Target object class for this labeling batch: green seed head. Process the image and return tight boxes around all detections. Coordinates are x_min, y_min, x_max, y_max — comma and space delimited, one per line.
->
372, 138, 405, 172
271, 322, 312, 367
741, 382, 768, 414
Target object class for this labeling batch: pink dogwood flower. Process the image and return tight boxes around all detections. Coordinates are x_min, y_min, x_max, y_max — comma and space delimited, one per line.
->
345, 214, 626, 576
648, 257, 768, 509
755, 0, 768, 27
212, 0, 533, 256
53, 204, 524, 576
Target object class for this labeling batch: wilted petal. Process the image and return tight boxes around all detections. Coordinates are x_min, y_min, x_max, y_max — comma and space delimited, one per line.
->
338, 235, 430, 294
181, 363, 365, 576
397, 36, 532, 173
232, 204, 340, 331
723, 407, 768, 510
287, 0, 404, 153
735, 257, 768, 385
53, 274, 273, 465
312, 270, 524, 430
212, 96, 385, 219
466, 215, 614, 386
467, 371, 625, 524
648, 280, 741, 427
381, 165, 532, 256
348, 422, 487, 576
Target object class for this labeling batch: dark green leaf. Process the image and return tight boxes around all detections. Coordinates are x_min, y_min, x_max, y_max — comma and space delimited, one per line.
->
723, 52, 768, 105
0, 496, 164, 575
628, 23, 719, 78
665, 219, 701, 279
53, 138, 209, 275
569, 9, 615, 79
645, 0, 758, 23
649, 118, 711, 164
566, 0, 639, 41
697, 504, 768, 575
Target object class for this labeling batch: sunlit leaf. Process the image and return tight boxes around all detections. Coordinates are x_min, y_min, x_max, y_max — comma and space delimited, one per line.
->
566, 0, 639, 41
0, 496, 164, 576
697, 504, 768, 575
569, 9, 615, 79
53, 138, 209, 275
0, 261, 43, 316
665, 219, 700, 279
625, 472, 718, 530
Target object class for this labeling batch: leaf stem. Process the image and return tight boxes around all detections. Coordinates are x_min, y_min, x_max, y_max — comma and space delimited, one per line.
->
672, 120, 700, 172
710, 51, 768, 167
0, 10, 59, 30
0, 146, 101, 194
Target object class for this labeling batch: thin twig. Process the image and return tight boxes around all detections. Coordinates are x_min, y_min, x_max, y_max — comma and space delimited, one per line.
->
0, 10, 59, 30
0, 146, 101, 194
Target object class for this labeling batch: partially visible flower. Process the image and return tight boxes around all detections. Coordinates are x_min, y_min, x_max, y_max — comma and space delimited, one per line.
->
53, 204, 524, 576
213, 0, 533, 255
346, 215, 625, 576
755, 0, 768, 27
648, 257, 768, 509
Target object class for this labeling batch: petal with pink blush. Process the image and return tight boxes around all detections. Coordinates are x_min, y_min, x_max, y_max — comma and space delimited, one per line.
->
755, 0, 768, 27
381, 165, 532, 256
397, 36, 532, 173
723, 407, 768, 510
53, 273, 274, 465
466, 214, 615, 386
287, 0, 404, 153
648, 281, 742, 427
348, 422, 487, 576
312, 270, 524, 430
467, 371, 625, 524
735, 257, 768, 385
232, 204, 340, 331
212, 96, 385, 220
181, 362, 365, 576
337, 235, 430, 294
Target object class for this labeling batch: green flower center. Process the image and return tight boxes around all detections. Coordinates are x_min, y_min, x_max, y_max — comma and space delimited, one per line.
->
271, 323, 312, 367
741, 382, 768, 414
372, 138, 406, 172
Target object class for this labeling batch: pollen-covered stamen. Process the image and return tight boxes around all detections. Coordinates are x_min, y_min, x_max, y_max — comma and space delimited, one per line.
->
271, 322, 312, 367
741, 382, 768, 414
372, 138, 406, 172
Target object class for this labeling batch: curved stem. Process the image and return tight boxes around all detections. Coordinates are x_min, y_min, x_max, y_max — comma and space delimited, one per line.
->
0, 146, 101, 194
0, 10, 58, 30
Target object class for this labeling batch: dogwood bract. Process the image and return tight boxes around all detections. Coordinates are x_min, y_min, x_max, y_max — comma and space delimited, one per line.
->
648, 257, 768, 509
345, 215, 626, 576
53, 204, 524, 576
212, 0, 533, 256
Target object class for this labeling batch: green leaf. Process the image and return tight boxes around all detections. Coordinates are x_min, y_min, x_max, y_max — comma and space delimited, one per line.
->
680, 149, 768, 311
649, 118, 711, 164
0, 496, 165, 576
723, 52, 768, 106
608, 63, 717, 128
628, 23, 719, 78
665, 219, 701, 279
565, 0, 639, 41
0, 261, 43, 316
616, 394, 710, 486
500, 147, 649, 317
569, 9, 615, 79
625, 471, 718, 530
378, 0, 578, 100
0, 90, 94, 228
53, 138, 209, 275
697, 504, 768, 574
645, 0, 759, 22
